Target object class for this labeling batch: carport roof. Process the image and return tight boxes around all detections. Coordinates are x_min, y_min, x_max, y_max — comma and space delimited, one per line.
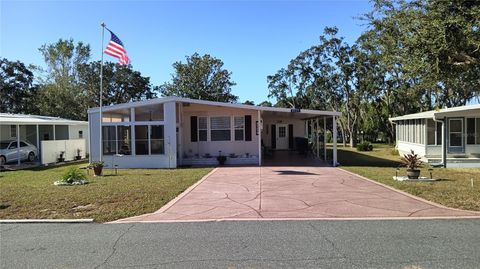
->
0, 113, 88, 125
87, 96, 341, 117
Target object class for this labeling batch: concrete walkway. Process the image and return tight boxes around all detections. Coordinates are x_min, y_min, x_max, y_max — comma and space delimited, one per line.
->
113, 166, 480, 223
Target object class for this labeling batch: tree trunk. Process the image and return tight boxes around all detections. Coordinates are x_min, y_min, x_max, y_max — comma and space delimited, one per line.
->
348, 126, 357, 148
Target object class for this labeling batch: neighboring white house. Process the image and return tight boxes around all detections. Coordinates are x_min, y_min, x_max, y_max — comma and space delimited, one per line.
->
87, 97, 341, 168
389, 104, 480, 168
0, 114, 89, 165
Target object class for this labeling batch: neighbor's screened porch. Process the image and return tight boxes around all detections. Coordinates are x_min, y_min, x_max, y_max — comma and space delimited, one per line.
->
395, 117, 480, 157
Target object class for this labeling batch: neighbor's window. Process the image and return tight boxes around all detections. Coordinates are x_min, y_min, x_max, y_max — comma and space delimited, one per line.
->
449, 119, 463, 147
10, 125, 16, 138
234, 116, 244, 141
150, 125, 164, 154
477, 119, 480, 144
436, 122, 442, 146
102, 126, 116, 155
467, 118, 480, 145
135, 125, 149, 155
427, 119, 436, 145
210, 117, 231, 141
467, 118, 475, 145
198, 117, 208, 141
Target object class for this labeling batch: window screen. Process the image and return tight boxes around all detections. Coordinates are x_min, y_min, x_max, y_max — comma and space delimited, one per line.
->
467, 118, 475, 145
117, 126, 131, 155
102, 126, 116, 155
198, 117, 207, 141
211, 117, 231, 141
477, 119, 480, 144
234, 117, 244, 141
135, 126, 149, 155
427, 119, 435, 145
150, 125, 164, 154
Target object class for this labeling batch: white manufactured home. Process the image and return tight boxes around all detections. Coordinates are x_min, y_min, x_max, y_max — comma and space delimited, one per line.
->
87, 97, 341, 168
390, 104, 480, 168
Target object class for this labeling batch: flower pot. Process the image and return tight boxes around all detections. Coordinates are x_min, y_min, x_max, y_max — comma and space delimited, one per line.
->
75, 156, 82, 161
406, 169, 421, 179
217, 156, 227, 166
93, 167, 103, 176
57, 158, 65, 163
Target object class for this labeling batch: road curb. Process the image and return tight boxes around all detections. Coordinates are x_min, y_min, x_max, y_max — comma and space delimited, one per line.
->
0, 219, 94, 224
105, 215, 480, 224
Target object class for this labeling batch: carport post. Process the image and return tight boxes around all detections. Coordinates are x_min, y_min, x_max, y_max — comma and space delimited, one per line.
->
323, 116, 327, 161
316, 118, 319, 158
17, 124, 20, 166
332, 116, 337, 167
258, 109, 262, 166
36, 125, 40, 164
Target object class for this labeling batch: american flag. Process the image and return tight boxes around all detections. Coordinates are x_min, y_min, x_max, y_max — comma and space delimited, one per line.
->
104, 30, 130, 65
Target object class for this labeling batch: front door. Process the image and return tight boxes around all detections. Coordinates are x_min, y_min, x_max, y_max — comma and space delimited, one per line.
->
276, 124, 289, 150
448, 118, 465, 153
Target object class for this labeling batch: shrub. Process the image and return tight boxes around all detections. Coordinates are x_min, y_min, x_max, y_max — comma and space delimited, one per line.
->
356, 141, 373, 151
61, 167, 87, 184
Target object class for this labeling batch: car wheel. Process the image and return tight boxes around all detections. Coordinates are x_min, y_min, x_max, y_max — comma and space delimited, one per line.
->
0, 156, 5, 166
28, 152, 35, 162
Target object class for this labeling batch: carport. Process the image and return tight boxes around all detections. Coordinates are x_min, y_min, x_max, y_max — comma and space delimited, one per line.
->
259, 109, 340, 166
0, 113, 89, 165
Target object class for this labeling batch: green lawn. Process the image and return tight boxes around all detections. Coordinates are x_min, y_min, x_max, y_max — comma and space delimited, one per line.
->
338, 145, 480, 211
0, 163, 212, 222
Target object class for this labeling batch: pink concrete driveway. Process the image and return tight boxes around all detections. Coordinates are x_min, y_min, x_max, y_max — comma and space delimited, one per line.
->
113, 166, 480, 222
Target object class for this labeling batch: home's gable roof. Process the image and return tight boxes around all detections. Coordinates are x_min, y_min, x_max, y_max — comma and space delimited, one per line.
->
87, 96, 342, 117
389, 104, 480, 122
0, 113, 88, 125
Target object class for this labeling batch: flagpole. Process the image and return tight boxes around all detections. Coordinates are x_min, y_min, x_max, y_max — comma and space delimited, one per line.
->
99, 22, 105, 163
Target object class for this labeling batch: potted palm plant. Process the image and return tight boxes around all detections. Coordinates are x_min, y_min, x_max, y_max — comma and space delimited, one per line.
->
75, 149, 82, 160
401, 150, 422, 179
57, 151, 65, 162
89, 161, 104, 176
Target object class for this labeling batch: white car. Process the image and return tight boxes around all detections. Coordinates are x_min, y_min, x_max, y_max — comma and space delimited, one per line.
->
0, 140, 38, 165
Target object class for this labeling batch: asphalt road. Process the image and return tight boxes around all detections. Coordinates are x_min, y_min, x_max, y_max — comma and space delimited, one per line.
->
1, 220, 479, 268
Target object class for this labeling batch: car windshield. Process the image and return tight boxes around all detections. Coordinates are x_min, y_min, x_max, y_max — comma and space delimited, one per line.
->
0, 142, 10, 149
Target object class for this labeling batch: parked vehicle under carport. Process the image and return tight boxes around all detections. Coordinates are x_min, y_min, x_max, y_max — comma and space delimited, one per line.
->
0, 140, 38, 165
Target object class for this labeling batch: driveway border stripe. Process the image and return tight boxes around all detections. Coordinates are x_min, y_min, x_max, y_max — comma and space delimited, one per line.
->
337, 167, 480, 215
